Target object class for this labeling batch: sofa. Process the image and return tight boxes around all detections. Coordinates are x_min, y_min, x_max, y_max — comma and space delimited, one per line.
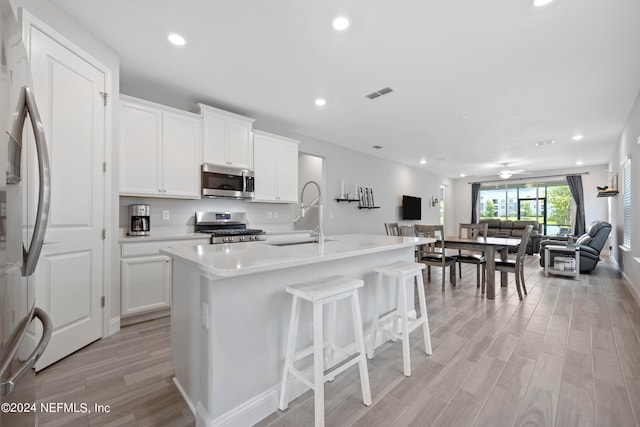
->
539, 221, 612, 274
478, 219, 541, 255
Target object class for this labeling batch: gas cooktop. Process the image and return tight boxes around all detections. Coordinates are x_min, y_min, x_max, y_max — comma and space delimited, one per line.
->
194, 211, 266, 244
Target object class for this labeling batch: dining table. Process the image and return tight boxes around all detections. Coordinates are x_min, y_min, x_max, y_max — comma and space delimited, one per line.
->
438, 235, 523, 299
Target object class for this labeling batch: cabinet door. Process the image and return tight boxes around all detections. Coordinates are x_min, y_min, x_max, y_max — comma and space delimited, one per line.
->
202, 109, 228, 166
162, 111, 201, 198
253, 134, 278, 201
120, 101, 162, 195
276, 141, 299, 202
227, 118, 253, 169
121, 255, 171, 316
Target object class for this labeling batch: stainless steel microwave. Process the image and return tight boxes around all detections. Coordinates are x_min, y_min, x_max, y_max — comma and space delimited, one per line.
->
201, 164, 255, 199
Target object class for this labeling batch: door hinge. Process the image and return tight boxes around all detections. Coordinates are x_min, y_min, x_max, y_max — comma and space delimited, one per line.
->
99, 91, 109, 106
101, 296, 105, 308
102, 229, 106, 240
103, 162, 107, 173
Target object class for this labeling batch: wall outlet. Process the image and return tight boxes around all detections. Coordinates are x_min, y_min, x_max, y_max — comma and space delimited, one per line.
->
274, 211, 279, 219
202, 302, 209, 329
267, 211, 272, 219
162, 210, 170, 220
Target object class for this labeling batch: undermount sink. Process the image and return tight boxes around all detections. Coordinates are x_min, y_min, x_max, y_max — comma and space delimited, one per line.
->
268, 238, 334, 247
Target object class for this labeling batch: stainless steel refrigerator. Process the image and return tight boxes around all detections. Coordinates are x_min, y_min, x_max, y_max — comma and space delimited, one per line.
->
1, 1, 53, 425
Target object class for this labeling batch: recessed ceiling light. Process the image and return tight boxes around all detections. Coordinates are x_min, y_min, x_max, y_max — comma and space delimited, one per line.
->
168, 33, 186, 46
533, 0, 554, 7
332, 16, 350, 31
576, 161, 584, 165
572, 134, 584, 141
420, 159, 427, 165
460, 173, 466, 178
314, 98, 326, 106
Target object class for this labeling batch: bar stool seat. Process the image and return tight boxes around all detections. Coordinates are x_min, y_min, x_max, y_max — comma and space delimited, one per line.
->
279, 275, 372, 427
368, 261, 432, 377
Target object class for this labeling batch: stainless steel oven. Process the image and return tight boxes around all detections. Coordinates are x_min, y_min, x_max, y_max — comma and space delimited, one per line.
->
201, 164, 254, 199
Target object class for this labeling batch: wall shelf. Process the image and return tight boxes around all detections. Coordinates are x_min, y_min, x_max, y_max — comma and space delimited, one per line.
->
597, 190, 619, 198
336, 198, 380, 209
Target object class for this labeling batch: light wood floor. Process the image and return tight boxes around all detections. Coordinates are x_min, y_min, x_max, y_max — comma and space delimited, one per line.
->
34, 256, 640, 426
34, 316, 194, 426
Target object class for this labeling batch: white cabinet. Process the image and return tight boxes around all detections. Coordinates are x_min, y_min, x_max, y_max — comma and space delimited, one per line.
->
120, 238, 207, 319
253, 130, 299, 203
120, 96, 201, 198
121, 255, 171, 316
200, 104, 255, 169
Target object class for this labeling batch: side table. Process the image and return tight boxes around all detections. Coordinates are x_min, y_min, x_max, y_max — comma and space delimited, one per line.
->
544, 245, 580, 279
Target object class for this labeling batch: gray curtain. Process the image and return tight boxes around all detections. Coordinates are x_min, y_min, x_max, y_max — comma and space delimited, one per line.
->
566, 175, 586, 235
471, 182, 481, 223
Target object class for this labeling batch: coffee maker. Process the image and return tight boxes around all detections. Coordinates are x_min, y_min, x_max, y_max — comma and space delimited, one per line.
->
128, 204, 150, 236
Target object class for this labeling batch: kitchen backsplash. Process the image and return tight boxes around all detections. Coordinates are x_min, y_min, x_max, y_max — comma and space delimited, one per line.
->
119, 197, 296, 233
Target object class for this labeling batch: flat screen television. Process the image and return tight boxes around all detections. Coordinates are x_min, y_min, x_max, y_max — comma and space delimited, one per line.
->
402, 195, 421, 220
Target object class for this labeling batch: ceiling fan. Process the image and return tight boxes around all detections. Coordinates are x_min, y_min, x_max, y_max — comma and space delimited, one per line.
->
497, 162, 530, 179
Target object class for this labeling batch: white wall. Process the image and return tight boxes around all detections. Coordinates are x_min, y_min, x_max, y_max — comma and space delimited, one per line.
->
295, 152, 323, 232
295, 135, 453, 234
610, 89, 640, 303
451, 164, 609, 233
10, 0, 122, 331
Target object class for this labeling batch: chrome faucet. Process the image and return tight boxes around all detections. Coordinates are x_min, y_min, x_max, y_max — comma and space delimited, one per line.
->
299, 180, 324, 244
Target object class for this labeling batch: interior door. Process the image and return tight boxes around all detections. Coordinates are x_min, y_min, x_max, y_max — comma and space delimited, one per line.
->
26, 25, 105, 370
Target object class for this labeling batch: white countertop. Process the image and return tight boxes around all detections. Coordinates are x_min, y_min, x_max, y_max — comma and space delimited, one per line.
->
118, 228, 310, 244
119, 231, 210, 243
160, 234, 434, 277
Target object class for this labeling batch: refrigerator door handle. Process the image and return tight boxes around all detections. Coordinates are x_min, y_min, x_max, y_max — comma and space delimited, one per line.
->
0, 308, 52, 397
10, 86, 51, 277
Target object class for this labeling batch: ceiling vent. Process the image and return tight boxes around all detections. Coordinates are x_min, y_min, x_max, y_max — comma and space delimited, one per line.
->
366, 87, 393, 100
372, 145, 384, 149
535, 139, 556, 146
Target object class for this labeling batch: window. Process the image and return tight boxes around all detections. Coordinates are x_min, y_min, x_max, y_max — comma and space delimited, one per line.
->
479, 180, 573, 235
623, 159, 631, 247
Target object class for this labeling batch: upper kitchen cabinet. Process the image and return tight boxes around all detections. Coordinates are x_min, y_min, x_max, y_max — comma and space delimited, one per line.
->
199, 104, 255, 170
120, 96, 202, 199
253, 130, 299, 203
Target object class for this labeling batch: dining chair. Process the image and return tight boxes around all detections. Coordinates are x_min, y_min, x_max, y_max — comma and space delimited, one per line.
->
399, 225, 416, 236
414, 225, 456, 290
456, 223, 488, 289
494, 225, 533, 300
384, 222, 399, 236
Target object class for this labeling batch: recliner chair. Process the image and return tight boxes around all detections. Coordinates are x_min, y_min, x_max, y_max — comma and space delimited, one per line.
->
539, 221, 612, 274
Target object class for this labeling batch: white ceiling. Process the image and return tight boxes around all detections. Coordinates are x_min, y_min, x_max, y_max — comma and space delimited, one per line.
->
52, 0, 640, 179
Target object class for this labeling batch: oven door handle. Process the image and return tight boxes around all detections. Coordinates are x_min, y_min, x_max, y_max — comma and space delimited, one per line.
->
1, 308, 52, 397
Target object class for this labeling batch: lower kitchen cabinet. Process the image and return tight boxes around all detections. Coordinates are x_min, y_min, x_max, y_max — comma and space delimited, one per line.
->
121, 255, 171, 316
120, 238, 207, 322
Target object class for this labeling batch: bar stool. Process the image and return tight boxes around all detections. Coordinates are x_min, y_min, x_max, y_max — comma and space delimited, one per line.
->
279, 275, 372, 427
368, 261, 432, 377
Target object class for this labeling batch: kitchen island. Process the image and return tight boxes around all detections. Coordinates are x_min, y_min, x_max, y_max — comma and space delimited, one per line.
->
161, 234, 433, 427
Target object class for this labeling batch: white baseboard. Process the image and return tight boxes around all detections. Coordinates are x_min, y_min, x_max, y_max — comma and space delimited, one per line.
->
619, 268, 640, 308
108, 316, 120, 336
120, 308, 170, 326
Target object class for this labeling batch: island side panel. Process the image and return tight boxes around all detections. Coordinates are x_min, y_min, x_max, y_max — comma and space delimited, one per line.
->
171, 259, 202, 413
200, 246, 414, 423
